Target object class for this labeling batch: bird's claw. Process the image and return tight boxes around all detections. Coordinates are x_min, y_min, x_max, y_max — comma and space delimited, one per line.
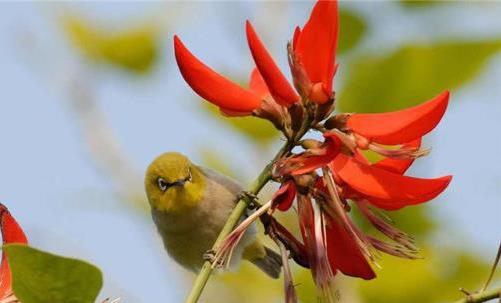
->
237, 191, 259, 209
203, 250, 224, 268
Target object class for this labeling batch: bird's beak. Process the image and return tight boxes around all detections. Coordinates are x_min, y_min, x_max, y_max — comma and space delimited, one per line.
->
171, 180, 186, 187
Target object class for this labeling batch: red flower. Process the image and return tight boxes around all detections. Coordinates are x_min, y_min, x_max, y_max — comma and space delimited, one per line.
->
291, 0, 338, 104
174, 0, 454, 297
174, 0, 339, 126
0, 204, 28, 300
246, 21, 299, 106
174, 36, 262, 116
347, 91, 450, 145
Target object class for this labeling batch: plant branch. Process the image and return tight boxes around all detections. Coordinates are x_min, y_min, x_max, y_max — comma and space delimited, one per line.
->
184, 104, 314, 303
453, 288, 500, 303
184, 140, 292, 303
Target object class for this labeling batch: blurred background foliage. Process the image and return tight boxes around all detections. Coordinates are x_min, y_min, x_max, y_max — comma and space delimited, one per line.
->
0, 1, 500, 303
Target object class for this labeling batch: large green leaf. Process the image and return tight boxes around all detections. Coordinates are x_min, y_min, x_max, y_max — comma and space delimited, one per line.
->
400, 0, 443, 9
4, 244, 103, 303
63, 15, 159, 74
202, 103, 279, 146
357, 248, 495, 303
339, 41, 501, 113
338, 9, 366, 55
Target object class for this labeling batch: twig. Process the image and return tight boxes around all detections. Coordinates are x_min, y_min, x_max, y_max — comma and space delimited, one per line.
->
453, 288, 500, 303
184, 141, 286, 303
184, 111, 313, 303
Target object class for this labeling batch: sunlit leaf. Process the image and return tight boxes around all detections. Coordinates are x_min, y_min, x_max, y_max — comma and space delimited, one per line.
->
199, 149, 239, 180
202, 103, 279, 145
63, 15, 159, 74
4, 244, 102, 303
338, 9, 366, 55
339, 41, 501, 113
357, 248, 493, 303
400, 0, 443, 8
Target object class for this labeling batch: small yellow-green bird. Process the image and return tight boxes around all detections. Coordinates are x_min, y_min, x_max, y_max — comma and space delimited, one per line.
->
144, 152, 282, 278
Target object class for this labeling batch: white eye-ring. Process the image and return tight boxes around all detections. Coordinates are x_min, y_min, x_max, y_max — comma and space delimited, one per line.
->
157, 177, 169, 191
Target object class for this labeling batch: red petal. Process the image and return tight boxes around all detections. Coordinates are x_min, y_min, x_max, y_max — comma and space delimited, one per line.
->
325, 216, 376, 280
292, 26, 301, 51
174, 35, 261, 115
290, 133, 341, 175
295, 0, 338, 100
373, 138, 422, 174
272, 181, 297, 211
246, 21, 299, 106
346, 91, 450, 145
331, 154, 452, 204
0, 204, 28, 299
248, 68, 270, 99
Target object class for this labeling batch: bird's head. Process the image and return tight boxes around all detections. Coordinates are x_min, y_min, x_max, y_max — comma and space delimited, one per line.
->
145, 152, 205, 213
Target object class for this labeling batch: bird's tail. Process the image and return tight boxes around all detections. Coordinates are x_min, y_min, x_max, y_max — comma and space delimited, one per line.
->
250, 246, 283, 279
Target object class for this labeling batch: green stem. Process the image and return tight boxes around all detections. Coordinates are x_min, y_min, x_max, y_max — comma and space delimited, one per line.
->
184, 105, 313, 303
453, 288, 500, 303
184, 140, 293, 303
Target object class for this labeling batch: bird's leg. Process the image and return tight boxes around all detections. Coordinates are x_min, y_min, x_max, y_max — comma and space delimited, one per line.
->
236, 191, 259, 210
203, 249, 224, 268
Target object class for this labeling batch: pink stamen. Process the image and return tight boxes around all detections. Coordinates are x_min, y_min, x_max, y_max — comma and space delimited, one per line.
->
356, 200, 417, 251
321, 167, 375, 262
368, 143, 430, 160
212, 200, 273, 268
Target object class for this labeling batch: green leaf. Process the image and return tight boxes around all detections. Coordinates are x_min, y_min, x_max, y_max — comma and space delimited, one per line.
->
399, 0, 443, 8
202, 103, 279, 145
339, 41, 501, 113
338, 9, 367, 55
357, 248, 492, 303
63, 15, 159, 74
4, 244, 103, 303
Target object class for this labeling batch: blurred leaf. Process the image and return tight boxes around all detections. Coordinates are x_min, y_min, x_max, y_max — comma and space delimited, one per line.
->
204, 259, 283, 302
4, 244, 102, 303
339, 41, 501, 113
199, 149, 239, 179
357, 248, 493, 303
338, 9, 366, 55
63, 15, 159, 74
400, 0, 443, 8
202, 103, 279, 145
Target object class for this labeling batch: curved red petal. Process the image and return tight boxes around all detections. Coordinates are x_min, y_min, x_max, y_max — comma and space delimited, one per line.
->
290, 134, 341, 175
295, 0, 338, 98
325, 216, 376, 280
0, 204, 28, 299
331, 154, 452, 204
368, 179, 452, 210
292, 26, 301, 51
248, 68, 270, 99
273, 181, 297, 211
174, 35, 261, 114
246, 21, 299, 106
347, 91, 450, 145
373, 138, 422, 175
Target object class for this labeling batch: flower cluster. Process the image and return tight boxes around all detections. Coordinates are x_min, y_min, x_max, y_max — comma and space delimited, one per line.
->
0, 204, 28, 303
174, 0, 451, 301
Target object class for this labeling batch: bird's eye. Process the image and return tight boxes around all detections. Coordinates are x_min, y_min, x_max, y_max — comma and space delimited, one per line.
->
157, 177, 169, 191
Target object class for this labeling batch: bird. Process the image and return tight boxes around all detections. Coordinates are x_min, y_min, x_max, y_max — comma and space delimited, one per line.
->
144, 152, 282, 278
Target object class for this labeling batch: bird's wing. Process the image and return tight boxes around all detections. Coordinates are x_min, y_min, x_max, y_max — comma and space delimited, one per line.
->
198, 166, 243, 196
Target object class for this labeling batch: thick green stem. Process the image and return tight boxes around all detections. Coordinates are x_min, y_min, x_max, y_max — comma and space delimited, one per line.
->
184, 106, 313, 303
184, 141, 293, 303
453, 288, 500, 303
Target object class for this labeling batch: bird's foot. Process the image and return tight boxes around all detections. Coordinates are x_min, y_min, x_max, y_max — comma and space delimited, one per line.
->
237, 191, 259, 209
203, 250, 224, 268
